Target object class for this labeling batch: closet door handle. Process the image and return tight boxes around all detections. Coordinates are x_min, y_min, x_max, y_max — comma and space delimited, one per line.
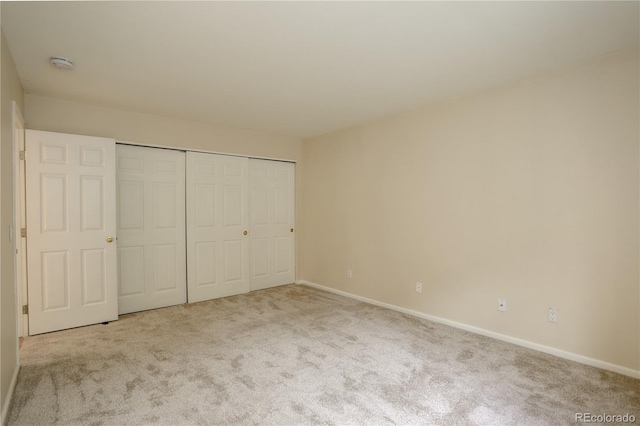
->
243, 230, 248, 236
290, 228, 294, 233
106, 236, 114, 243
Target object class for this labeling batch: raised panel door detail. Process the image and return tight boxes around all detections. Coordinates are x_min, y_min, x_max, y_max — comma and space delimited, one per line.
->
81, 176, 104, 231
153, 244, 177, 291
154, 159, 177, 174
223, 185, 242, 227
275, 237, 290, 274
118, 246, 145, 297
252, 166, 268, 179
251, 238, 269, 277
81, 249, 106, 305
275, 168, 290, 182
224, 240, 244, 282
41, 251, 69, 311
195, 160, 215, 176
118, 155, 144, 172
274, 188, 289, 225
224, 163, 242, 178
251, 187, 268, 225
40, 143, 68, 164
40, 174, 67, 232
118, 181, 144, 230
153, 183, 177, 229
195, 242, 216, 286
195, 184, 216, 228
80, 147, 104, 167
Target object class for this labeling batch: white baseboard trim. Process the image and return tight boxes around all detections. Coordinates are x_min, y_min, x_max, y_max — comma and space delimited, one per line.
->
295, 280, 640, 379
1, 363, 20, 425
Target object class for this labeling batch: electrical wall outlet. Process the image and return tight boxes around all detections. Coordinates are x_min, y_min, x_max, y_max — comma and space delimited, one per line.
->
346, 269, 352, 279
416, 282, 423, 293
548, 308, 558, 323
498, 298, 506, 312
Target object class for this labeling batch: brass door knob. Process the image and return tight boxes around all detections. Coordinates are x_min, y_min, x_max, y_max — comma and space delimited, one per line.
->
243, 231, 248, 236
290, 228, 294, 233
106, 237, 114, 243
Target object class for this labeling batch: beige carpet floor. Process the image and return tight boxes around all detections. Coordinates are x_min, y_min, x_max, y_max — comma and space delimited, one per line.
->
7, 284, 639, 425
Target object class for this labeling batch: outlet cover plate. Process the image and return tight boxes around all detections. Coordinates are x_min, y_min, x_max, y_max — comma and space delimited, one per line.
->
498, 299, 506, 312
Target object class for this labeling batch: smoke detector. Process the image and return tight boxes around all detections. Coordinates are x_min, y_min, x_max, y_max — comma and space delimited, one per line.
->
50, 57, 74, 70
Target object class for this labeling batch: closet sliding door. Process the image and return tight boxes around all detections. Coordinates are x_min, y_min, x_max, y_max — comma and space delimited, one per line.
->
249, 159, 295, 291
116, 145, 186, 314
186, 152, 250, 303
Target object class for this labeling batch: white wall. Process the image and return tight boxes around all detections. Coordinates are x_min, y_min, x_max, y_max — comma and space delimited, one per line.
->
1, 27, 25, 422
25, 94, 301, 161
301, 49, 640, 374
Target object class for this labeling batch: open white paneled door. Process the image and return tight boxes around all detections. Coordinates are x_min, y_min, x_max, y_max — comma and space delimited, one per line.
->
249, 159, 295, 290
26, 130, 118, 335
186, 152, 250, 303
116, 145, 186, 314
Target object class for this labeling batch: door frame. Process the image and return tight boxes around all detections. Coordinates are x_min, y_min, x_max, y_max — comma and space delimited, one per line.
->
12, 102, 27, 338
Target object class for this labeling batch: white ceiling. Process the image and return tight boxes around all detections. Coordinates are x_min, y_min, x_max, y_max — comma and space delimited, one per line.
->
3, 1, 639, 139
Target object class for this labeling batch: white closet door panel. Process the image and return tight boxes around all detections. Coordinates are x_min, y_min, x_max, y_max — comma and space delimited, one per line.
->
116, 145, 186, 314
249, 159, 295, 290
26, 130, 117, 335
187, 152, 250, 303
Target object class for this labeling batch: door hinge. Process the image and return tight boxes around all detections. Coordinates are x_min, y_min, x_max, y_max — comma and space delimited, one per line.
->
20, 228, 26, 238
22, 305, 28, 315
19, 150, 25, 160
